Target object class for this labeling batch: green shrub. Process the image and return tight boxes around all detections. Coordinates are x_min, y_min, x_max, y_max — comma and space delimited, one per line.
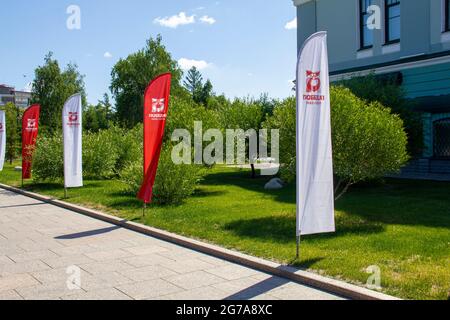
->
32, 134, 64, 182
83, 130, 119, 179
120, 146, 204, 205
263, 87, 409, 198
102, 125, 142, 174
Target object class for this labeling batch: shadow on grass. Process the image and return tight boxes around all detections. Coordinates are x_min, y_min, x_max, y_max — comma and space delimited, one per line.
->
223, 216, 385, 244
336, 179, 450, 229
202, 169, 296, 204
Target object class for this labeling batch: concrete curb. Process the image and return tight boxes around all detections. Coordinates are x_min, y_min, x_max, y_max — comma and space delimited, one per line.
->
0, 183, 400, 301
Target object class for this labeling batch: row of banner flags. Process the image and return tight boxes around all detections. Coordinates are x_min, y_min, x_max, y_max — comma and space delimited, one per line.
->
0, 75, 172, 205
0, 31, 334, 256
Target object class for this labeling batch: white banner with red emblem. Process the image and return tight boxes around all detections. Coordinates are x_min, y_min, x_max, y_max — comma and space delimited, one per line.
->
296, 32, 335, 236
0, 111, 5, 171
63, 94, 83, 188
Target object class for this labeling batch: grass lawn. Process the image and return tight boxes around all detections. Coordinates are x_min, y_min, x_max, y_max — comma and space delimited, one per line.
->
0, 161, 449, 300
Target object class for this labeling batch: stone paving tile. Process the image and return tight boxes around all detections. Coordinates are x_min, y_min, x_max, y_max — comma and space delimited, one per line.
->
78, 260, 135, 275
84, 249, 134, 262
159, 286, 229, 301
205, 264, 259, 281
122, 245, 169, 256
49, 244, 99, 257
31, 268, 90, 285
0, 255, 14, 265
119, 265, 178, 282
160, 258, 216, 274
0, 260, 51, 276
121, 253, 175, 268
62, 287, 133, 300
0, 290, 24, 300
79, 272, 134, 291
42, 254, 95, 269
164, 271, 225, 290
8, 249, 60, 263
0, 273, 40, 292
16, 281, 84, 300
116, 279, 183, 300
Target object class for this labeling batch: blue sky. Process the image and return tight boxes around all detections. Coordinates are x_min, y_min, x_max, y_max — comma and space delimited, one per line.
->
0, 0, 297, 104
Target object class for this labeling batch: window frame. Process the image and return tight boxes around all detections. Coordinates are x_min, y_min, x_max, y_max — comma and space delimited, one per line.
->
445, 0, 450, 32
359, 0, 374, 50
384, 0, 401, 44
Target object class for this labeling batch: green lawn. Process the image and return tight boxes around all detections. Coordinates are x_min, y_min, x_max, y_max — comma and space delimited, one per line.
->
1, 162, 449, 300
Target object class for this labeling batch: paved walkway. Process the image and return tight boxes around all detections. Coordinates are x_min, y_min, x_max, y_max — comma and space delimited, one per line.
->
0, 189, 343, 300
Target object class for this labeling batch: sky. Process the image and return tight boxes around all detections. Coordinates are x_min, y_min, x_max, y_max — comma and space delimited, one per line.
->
0, 0, 298, 105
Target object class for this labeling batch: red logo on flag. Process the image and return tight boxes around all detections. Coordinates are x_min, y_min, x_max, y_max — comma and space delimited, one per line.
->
306, 71, 321, 93
69, 112, 78, 122
152, 98, 165, 113
26, 119, 37, 131
0, 123, 3, 131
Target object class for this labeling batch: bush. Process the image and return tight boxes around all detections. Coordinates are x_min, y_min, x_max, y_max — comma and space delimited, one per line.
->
32, 134, 64, 182
339, 73, 423, 156
120, 146, 204, 205
83, 130, 119, 179
102, 125, 142, 174
263, 87, 409, 198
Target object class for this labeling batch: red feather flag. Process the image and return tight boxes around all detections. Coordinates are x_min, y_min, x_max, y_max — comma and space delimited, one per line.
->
22, 104, 40, 180
137, 73, 172, 204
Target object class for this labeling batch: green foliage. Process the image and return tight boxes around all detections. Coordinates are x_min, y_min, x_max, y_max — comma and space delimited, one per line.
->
32, 134, 64, 182
219, 98, 264, 131
183, 67, 203, 95
183, 67, 214, 107
330, 87, 409, 190
262, 97, 296, 177
31, 52, 86, 133
165, 96, 220, 142
120, 146, 204, 205
0, 103, 22, 163
104, 125, 142, 173
110, 35, 184, 128
84, 94, 114, 132
264, 88, 409, 196
339, 73, 423, 156
82, 130, 119, 179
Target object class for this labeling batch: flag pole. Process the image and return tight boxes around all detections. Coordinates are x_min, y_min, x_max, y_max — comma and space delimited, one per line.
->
143, 202, 147, 217
64, 187, 67, 199
296, 235, 301, 260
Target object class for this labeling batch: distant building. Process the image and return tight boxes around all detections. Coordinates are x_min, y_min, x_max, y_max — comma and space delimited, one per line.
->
0, 84, 31, 109
293, 0, 450, 177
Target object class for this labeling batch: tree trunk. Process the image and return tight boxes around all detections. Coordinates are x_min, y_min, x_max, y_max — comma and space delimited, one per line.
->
251, 164, 256, 179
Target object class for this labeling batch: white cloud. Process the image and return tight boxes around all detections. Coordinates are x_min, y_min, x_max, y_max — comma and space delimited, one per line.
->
178, 58, 211, 71
154, 12, 195, 29
285, 17, 297, 30
104, 52, 113, 58
200, 15, 216, 25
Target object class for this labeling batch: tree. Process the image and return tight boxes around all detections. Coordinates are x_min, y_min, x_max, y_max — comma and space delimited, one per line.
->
183, 67, 203, 96
199, 79, 213, 107
110, 35, 183, 128
264, 87, 409, 199
0, 103, 22, 164
84, 94, 114, 132
31, 52, 87, 133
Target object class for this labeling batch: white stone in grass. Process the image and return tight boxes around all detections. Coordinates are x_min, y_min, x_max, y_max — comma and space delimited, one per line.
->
264, 178, 284, 190
14, 166, 22, 172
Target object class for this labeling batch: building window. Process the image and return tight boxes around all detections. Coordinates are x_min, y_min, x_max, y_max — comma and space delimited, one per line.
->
385, 0, 401, 43
446, 0, 450, 32
360, 0, 374, 49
